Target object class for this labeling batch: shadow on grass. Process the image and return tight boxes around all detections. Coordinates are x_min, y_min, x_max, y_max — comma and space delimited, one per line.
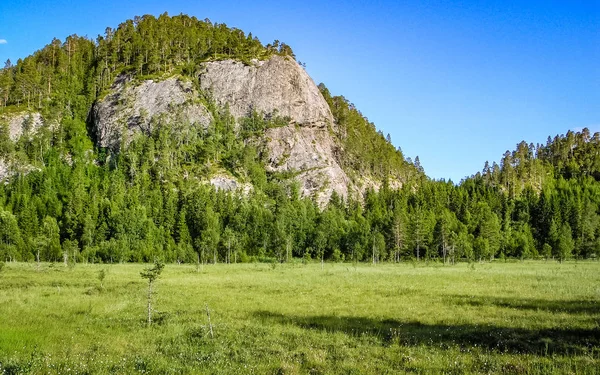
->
447, 295, 600, 315
254, 311, 600, 356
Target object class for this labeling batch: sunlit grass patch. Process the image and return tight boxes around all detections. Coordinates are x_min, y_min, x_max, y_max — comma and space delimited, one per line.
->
0, 261, 599, 374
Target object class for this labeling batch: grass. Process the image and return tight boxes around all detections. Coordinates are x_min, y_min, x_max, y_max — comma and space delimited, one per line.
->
0, 260, 599, 374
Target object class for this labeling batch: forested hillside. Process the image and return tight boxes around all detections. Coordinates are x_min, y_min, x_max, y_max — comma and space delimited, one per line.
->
318, 84, 418, 184
0, 14, 598, 264
0, 14, 291, 111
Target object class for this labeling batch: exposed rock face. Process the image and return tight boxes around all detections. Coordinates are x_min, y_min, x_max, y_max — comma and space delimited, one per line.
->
92, 76, 212, 149
199, 56, 334, 127
265, 125, 350, 205
0, 112, 46, 181
210, 175, 252, 195
1, 112, 44, 141
200, 56, 349, 204
0, 159, 9, 181
0, 158, 40, 181
92, 56, 353, 204
356, 176, 403, 194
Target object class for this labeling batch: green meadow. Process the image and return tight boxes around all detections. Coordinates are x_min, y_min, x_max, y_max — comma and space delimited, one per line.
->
0, 261, 599, 374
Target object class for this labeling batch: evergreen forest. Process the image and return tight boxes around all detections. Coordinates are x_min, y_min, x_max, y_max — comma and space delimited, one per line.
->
1, 13, 599, 265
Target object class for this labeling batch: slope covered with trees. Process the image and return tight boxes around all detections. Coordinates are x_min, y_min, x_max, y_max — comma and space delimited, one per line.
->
0, 14, 293, 113
0, 14, 598, 264
319, 84, 418, 184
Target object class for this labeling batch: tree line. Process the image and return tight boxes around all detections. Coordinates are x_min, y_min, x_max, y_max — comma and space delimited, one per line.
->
0, 117, 598, 264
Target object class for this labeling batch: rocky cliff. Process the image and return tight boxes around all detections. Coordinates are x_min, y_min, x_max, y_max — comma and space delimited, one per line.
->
1, 112, 45, 141
92, 76, 212, 149
91, 55, 354, 204
199, 56, 333, 127
199, 56, 348, 205
0, 112, 46, 180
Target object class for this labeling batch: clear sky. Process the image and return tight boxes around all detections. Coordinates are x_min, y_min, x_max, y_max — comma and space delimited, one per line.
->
1, 0, 598, 182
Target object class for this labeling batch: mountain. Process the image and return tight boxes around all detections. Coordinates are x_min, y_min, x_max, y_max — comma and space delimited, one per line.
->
0, 14, 417, 206
0, 13, 421, 263
90, 55, 355, 206
0, 13, 598, 264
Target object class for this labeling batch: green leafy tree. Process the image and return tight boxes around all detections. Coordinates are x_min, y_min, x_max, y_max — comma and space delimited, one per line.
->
38, 216, 61, 262
556, 223, 574, 262
542, 243, 552, 260
0, 210, 23, 261
372, 231, 386, 265
201, 207, 220, 264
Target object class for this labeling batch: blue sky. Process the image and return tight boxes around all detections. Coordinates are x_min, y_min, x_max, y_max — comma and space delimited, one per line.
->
0, 0, 598, 182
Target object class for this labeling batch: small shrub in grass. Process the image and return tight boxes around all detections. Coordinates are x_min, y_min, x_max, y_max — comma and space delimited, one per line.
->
141, 260, 165, 326
98, 268, 107, 289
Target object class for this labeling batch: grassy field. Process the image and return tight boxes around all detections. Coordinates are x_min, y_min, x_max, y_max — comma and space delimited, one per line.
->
0, 261, 599, 374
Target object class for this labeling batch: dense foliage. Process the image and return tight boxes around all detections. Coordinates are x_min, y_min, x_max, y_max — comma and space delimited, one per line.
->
0, 121, 598, 264
0, 14, 598, 264
319, 83, 419, 183
0, 13, 293, 113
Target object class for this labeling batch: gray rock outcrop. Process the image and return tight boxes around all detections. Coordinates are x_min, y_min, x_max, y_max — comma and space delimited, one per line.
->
0, 112, 46, 181
199, 56, 333, 127
92, 76, 212, 149
92, 55, 354, 204
265, 125, 350, 205
200, 56, 349, 204
210, 174, 252, 195
1, 112, 44, 141
0, 159, 9, 181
